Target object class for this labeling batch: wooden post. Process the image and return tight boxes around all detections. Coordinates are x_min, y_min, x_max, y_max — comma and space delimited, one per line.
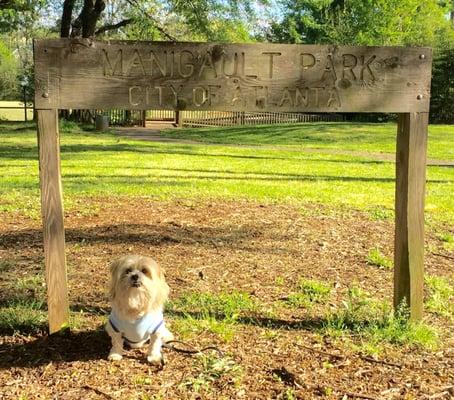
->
141, 110, 146, 127
175, 110, 184, 127
394, 112, 428, 321
37, 109, 69, 334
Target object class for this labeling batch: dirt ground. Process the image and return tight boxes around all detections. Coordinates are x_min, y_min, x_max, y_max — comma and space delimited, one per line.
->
0, 199, 453, 399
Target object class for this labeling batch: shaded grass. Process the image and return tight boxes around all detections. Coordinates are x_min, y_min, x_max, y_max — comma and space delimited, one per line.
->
0, 121, 453, 224
181, 353, 242, 393
160, 122, 454, 160
0, 298, 47, 334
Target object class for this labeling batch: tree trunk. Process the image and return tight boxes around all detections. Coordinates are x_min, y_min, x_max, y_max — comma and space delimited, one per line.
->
60, 0, 75, 38
80, 0, 106, 38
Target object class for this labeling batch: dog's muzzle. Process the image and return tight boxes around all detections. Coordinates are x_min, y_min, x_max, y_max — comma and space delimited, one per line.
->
130, 274, 141, 287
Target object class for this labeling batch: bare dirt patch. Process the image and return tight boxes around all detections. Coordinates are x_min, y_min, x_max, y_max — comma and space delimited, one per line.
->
0, 199, 453, 399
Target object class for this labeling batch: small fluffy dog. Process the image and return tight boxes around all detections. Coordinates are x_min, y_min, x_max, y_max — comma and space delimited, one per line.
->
106, 255, 173, 364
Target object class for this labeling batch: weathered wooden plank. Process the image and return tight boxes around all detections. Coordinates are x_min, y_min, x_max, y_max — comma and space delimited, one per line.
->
37, 109, 69, 333
34, 39, 432, 113
394, 112, 428, 320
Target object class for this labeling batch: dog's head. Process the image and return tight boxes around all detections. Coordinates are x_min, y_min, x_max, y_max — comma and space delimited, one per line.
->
109, 255, 169, 319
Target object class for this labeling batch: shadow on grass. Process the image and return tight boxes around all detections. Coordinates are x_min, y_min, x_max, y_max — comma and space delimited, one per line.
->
0, 221, 298, 256
167, 309, 327, 331
0, 308, 326, 369
0, 121, 36, 132
0, 327, 110, 369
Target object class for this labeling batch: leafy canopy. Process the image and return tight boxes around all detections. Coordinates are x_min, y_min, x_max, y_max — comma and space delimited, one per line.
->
270, 0, 454, 47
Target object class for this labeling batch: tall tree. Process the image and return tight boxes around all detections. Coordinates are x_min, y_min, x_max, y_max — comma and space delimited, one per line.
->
54, 0, 265, 41
269, 0, 454, 47
0, 39, 19, 99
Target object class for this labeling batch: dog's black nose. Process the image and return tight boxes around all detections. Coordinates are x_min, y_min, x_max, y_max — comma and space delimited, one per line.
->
131, 274, 139, 281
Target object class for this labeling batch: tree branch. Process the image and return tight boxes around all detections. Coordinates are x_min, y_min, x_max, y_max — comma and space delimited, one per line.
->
125, 0, 176, 41
95, 18, 134, 35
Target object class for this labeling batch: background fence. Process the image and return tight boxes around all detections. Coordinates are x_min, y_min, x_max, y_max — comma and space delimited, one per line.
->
0, 101, 34, 121
1, 104, 352, 126
178, 110, 344, 126
102, 109, 345, 127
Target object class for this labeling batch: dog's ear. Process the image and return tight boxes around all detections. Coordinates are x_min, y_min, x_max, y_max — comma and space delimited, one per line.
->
109, 258, 123, 300
157, 264, 170, 300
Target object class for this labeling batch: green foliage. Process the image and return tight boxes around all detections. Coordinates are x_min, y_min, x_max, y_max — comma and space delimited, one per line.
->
438, 232, 454, 243
0, 40, 19, 99
368, 207, 393, 221
59, 119, 84, 133
0, 1, 44, 33
271, 0, 454, 47
284, 278, 331, 307
425, 275, 454, 319
323, 287, 439, 350
298, 278, 331, 300
167, 0, 260, 42
169, 291, 257, 341
14, 274, 45, 293
0, 298, 47, 334
365, 247, 393, 269
431, 49, 454, 124
42, 0, 261, 42
437, 231, 454, 251
171, 314, 237, 342
170, 291, 258, 321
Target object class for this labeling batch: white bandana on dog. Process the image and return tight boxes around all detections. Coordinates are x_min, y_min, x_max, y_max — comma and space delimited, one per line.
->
109, 309, 165, 344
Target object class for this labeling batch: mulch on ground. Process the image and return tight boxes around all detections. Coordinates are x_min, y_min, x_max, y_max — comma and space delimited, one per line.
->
0, 199, 453, 399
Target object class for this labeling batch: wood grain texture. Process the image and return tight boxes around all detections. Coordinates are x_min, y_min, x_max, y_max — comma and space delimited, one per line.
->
394, 112, 428, 321
37, 109, 69, 333
34, 39, 432, 112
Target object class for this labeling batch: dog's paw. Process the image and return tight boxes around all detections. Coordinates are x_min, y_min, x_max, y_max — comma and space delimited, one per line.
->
147, 353, 163, 365
108, 352, 123, 361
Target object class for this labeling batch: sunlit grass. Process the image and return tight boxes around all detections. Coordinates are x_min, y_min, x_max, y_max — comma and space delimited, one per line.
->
365, 247, 393, 269
283, 278, 332, 308
322, 287, 439, 351
425, 275, 454, 319
1, 121, 453, 224
168, 291, 258, 341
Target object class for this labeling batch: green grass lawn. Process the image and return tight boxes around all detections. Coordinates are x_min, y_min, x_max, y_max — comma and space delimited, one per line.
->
160, 122, 454, 160
0, 120, 453, 225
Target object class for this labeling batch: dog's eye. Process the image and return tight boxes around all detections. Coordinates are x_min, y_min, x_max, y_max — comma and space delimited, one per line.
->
125, 268, 132, 275
141, 268, 150, 277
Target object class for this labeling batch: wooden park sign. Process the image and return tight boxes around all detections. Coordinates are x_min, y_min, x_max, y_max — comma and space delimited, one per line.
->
34, 39, 432, 333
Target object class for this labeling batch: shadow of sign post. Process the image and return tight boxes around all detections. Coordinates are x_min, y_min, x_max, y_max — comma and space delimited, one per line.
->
33, 38, 432, 333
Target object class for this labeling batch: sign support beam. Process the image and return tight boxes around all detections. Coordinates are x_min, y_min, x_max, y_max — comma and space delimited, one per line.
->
37, 109, 69, 333
394, 112, 428, 320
